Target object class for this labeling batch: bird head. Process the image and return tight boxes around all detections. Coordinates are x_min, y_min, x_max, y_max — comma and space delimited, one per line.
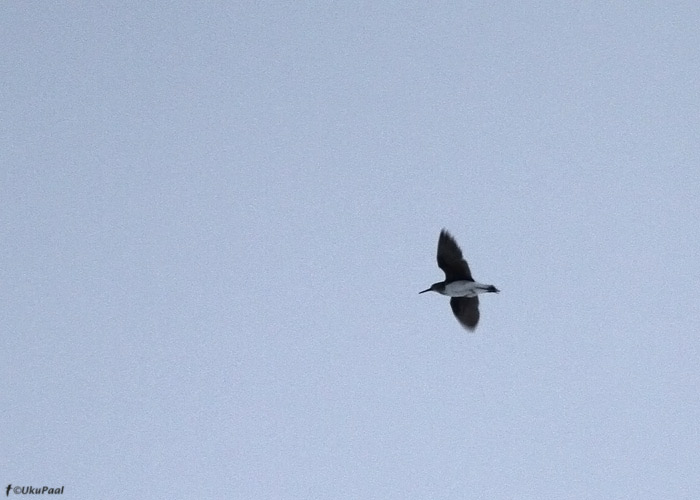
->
419, 283, 440, 294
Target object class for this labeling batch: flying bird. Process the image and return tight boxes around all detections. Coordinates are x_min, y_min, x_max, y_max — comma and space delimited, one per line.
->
420, 229, 499, 330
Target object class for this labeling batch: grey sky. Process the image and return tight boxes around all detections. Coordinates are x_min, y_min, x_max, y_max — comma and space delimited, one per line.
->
2, 2, 699, 499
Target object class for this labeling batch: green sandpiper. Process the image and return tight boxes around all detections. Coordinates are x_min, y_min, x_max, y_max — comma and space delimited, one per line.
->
420, 229, 499, 330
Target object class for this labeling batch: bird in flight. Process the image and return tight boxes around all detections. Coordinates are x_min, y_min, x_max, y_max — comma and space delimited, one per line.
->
420, 229, 499, 331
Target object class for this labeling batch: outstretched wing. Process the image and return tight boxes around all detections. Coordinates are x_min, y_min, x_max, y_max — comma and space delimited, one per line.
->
450, 296, 480, 331
437, 230, 473, 281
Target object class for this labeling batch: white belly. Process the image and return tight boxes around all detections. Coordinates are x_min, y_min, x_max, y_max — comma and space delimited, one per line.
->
442, 281, 490, 297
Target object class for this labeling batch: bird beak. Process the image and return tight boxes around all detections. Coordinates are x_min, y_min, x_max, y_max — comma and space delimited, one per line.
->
419, 287, 432, 294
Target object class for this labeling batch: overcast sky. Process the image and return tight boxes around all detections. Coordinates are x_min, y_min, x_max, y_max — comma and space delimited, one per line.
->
2, 2, 700, 499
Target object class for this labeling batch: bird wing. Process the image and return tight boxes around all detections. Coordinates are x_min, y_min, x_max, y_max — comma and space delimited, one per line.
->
437, 230, 473, 281
450, 296, 480, 331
